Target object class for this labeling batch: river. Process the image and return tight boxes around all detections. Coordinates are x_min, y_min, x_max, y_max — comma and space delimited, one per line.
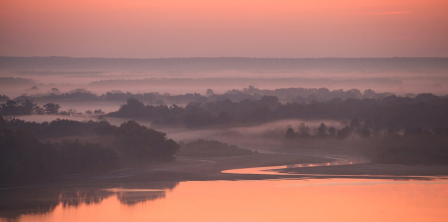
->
1, 161, 448, 222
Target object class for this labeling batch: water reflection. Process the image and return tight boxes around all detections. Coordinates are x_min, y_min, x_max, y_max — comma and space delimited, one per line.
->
0, 182, 178, 221
1, 179, 448, 222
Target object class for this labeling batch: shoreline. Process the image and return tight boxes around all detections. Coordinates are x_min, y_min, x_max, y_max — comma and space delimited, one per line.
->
2, 152, 448, 190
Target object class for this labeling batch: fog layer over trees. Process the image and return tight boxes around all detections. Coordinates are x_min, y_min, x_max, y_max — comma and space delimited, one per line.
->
107, 93, 448, 129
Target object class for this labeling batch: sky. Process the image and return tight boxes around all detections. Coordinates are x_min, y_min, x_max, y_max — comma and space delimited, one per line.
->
1, 0, 448, 58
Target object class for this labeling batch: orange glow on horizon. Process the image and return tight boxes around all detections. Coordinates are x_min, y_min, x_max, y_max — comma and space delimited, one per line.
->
1, 0, 447, 57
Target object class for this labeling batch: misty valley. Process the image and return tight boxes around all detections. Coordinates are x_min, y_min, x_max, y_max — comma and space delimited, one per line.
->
1, 58, 448, 222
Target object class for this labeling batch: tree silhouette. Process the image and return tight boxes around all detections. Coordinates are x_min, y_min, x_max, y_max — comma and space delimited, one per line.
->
298, 123, 310, 137
68, 108, 77, 116
285, 126, 296, 139
43, 103, 61, 115
317, 123, 327, 137
206, 89, 215, 97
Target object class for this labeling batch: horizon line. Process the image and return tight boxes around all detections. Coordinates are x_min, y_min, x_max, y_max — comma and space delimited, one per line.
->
1, 56, 448, 59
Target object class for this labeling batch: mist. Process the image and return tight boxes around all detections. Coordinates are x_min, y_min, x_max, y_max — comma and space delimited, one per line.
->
2, 56, 448, 222
2, 0, 448, 219
1, 57, 448, 99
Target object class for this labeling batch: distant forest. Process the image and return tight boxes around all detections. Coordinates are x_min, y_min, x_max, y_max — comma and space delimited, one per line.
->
2, 57, 448, 72
11, 86, 397, 105
1, 88, 448, 129
107, 93, 448, 129
283, 121, 448, 165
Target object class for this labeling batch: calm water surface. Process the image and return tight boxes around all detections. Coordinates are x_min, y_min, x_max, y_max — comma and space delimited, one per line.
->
1, 178, 448, 222
1, 161, 448, 222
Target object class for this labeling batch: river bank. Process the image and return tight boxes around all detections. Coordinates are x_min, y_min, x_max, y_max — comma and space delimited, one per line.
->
3, 150, 448, 190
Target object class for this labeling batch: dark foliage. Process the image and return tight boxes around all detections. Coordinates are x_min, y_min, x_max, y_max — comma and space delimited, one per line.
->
0, 99, 37, 116
0, 117, 180, 183
12, 85, 399, 105
108, 94, 448, 129
4, 118, 116, 139
283, 121, 448, 165
374, 132, 448, 165
0, 95, 10, 102
115, 121, 179, 160
43, 103, 61, 114
0, 129, 118, 184
2, 117, 179, 158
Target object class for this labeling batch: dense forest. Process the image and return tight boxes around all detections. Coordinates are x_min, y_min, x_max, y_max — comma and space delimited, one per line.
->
108, 93, 448, 128
0, 117, 179, 184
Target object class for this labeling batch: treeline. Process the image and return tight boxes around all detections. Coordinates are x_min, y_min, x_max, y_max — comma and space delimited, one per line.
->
375, 131, 448, 165
108, 93, 448, 128
11, 86, 398, 104
284, 121, 448, 140
284, 122, 448, 165
0, 117, 180, 184
13, 88, 207, 104
0, 99, 65, 116
0, 95, 10, 102
228, 86, 396, 102
0, 130, 118, 183
0, 99, 36, 115
3, 57, 448, 72
0, 97, 103, 116
2, 118, 115, 138
1, 86, 401, 116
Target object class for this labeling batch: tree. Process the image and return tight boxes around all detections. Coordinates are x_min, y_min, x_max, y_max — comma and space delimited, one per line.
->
43, 103, 61, 114
0, 99, 36, 115
206, 89, 215, 97
33, 106, 45, 114
0, 95, 10, 102
337, 126, 352, 139
285, 126, 296, 139
298, 123, 310, 137
50, 88, 61, 95
16, 99, 36, 115
94, 109, 104, 114
317, 123, 327, 137
0, 100, 18, 115
116, 121, 180, 160
68, 108, 77, 116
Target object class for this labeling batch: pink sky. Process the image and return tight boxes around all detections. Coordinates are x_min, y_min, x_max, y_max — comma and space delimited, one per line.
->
1, 0, 447, 58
